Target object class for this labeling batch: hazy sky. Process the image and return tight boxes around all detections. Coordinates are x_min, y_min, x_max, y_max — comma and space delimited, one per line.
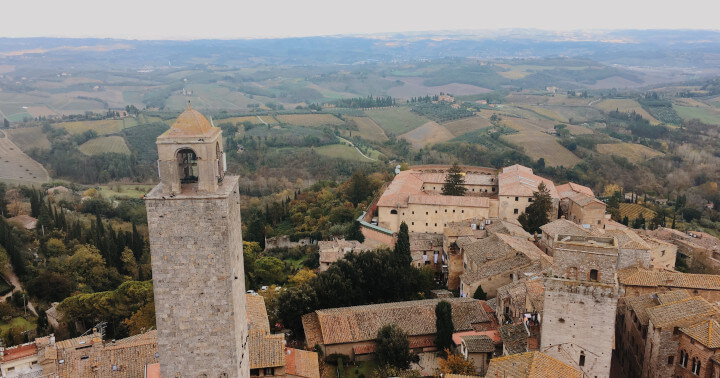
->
2, 0, 718, 40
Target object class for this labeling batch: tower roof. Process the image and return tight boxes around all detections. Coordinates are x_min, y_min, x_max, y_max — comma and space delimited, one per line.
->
164, 103, 215, 137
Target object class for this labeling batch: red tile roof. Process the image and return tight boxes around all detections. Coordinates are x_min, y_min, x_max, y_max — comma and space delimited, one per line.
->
1, 343, 38, 362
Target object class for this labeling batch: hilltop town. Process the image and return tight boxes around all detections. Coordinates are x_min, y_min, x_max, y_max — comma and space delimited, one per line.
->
2, 108, 720, 378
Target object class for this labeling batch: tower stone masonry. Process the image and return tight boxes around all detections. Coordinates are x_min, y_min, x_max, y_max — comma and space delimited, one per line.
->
145, 104, 250, 377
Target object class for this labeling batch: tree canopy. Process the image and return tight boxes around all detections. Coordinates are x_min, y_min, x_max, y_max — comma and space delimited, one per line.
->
442, 163, 467, 196
518, 182, 553, 234
376, 324, 418, 370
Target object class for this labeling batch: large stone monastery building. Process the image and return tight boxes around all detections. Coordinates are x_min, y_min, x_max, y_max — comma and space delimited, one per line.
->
372, 164, 603, 236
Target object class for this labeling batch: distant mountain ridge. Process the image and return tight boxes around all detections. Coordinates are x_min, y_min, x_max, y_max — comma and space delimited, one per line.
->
1, 29, 720, 69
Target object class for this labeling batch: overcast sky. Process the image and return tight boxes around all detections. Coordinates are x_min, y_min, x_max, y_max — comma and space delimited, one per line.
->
2, 0, 717, 40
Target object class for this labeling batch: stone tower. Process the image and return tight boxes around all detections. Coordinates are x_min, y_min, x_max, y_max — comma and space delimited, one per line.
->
540, 235, 622, 378
144, 104, 250, 377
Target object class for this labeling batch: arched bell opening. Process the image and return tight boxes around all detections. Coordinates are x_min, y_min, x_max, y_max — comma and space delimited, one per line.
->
177, 148, 199, 184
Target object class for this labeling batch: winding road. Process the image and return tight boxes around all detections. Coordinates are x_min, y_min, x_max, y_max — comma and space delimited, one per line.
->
336, 135, 376, 161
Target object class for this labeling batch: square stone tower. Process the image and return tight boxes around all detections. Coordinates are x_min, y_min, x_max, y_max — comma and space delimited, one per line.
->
144, 104, 250, 377
540, 235, 622, 378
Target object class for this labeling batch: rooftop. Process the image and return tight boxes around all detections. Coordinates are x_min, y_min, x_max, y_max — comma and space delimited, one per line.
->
556, 182, 594, 198
1, 342, 38, 362
302, 298, 489, 346
647, 296, 718, 328
499, 323, 528, 355
498, 165, 558, 198
247, 294, 270, 332
486, 351, 583, 378
462, 335, 495, 353
158, 105, 218, 138
568, 192, 605, 207
681, 319, 720, 349
285, 348, 320, 378
618, 266, 720, 290
540, 218, 591, 238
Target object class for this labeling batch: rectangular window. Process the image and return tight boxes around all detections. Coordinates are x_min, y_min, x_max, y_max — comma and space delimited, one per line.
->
514, 209, 519, 214
515, 197, 519, 201
668, 355, 674, 365
528, 198, 533, 202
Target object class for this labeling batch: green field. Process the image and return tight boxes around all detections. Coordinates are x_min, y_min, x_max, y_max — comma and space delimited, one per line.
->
0, 317, 36, 334
594, 99, 661, 124
673, 105, 720, 125
313, 144, 375, 162
98, 184, 155, 199
57, 118, 139, 135
276, 113, 343, 127
78, 136, 131, 155
342, 116, 388, 142
365, 107, 431, 135
596, 143, 664, 163
6, 126, 51, 150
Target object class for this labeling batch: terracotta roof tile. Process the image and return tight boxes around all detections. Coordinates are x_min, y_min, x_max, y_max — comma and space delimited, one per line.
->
498, 166, 558, 198
462, 335, 495, 353
681, 320, 720, 349
302, 298, 488, 346
618, 266, 720, 290
248, 329, 285, 369
246, 294, 270, 332
646, 296, 718, 328
486, 351, 583, 378
540, 219, 591, 238
568, 192, 605, 207
1, 343, 38, 362
499, 323, 528, 355
285, 348, 320, 378
557, 182, 594, 198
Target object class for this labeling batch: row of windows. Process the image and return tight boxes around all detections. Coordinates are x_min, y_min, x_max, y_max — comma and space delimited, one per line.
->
677, 351, 701, 375
393, 209, 467, 215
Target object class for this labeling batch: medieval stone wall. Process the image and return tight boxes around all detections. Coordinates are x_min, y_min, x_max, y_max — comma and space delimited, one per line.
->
552, 244, 617, 284
145, 176, 249, 378
540, 278, 620, 378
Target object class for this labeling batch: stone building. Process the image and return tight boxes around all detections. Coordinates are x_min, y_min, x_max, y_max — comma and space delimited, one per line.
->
459, 233, 552, 299
458, 335, 494, 376
302, 298, 491, 361
539, 234, 622, 377
675, 319, 720, 377
442, 218, 528, 291
375, 168, 494, 234
642, 295, 719, 377
247, 294, 286, 376
497, 165, 558, 222
144, 105, 250, 377
485, 351, 582, 377
496, 279, 544, 325
317, 239, 372, 271
615, 290, 693, 377
618, 266, 720, 302
537, 218, 592, 256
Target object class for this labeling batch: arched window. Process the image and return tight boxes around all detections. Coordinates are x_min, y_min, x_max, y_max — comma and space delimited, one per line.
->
579, 351, 585, 367
695, 360, 701, 375
589, 269, 599, 281
177, 148, 198, 183
390, 209, 398, 214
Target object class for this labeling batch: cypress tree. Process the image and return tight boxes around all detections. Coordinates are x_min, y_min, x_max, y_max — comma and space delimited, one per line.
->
394, 222, 411, 266
435, 300, 454, 353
